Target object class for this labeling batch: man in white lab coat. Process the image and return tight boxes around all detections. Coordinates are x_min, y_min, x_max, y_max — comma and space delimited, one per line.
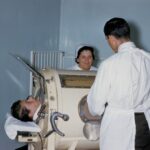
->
87, 17, 150, 150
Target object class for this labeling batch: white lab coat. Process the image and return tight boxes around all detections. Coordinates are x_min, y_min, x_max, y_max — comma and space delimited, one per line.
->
87, 42, 150, 150
70, 64, 97, 71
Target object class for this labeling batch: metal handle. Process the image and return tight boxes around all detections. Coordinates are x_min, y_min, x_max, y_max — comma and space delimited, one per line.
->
44, 112, 69, 138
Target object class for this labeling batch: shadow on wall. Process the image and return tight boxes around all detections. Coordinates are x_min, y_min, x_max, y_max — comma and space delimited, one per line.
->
129, 21, 148, 52
93, 46, 101, 68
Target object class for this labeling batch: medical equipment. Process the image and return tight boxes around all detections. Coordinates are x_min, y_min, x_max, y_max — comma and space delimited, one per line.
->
8, 56, 100, 150
18, 69, 99, 150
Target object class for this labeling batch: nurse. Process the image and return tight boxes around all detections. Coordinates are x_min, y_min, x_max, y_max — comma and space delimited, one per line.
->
70, 45, 97, 71
87, 17, 150, 150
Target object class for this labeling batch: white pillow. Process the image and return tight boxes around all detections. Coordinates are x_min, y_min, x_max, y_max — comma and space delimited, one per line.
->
4, 113, 41, 140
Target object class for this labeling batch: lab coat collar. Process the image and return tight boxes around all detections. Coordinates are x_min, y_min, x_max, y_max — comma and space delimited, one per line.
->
118, 41, 136, 53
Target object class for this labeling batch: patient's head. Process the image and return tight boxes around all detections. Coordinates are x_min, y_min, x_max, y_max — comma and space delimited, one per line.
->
11, 96, 40, 122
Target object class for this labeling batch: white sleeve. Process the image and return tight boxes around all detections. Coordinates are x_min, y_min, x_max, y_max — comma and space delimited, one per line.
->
87, 61, 110, 116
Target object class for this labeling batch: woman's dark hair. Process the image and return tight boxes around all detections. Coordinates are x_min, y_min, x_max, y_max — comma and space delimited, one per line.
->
11, 100, 32, 122
104, 17, 130, 39
75, 46, 95, 63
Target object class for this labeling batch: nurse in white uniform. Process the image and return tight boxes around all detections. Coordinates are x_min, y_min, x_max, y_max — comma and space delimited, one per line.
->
87, 17, 150, 150
70, 45, 97, 71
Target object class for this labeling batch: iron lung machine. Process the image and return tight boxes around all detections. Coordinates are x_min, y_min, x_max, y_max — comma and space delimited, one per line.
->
25, 69, 100, 150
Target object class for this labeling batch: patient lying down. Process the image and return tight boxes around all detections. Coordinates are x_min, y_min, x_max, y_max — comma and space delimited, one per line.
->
11, 96, 42, 122
4, 96, 43, 140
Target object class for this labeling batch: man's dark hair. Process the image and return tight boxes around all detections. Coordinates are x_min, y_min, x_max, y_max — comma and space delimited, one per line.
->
75, 46, 95, 63
104, 17, 130, 39
11, 100, 32, 122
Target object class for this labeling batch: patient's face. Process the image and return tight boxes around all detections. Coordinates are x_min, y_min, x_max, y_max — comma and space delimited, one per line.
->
77, 50, 93, 70
20, 97, 40, 119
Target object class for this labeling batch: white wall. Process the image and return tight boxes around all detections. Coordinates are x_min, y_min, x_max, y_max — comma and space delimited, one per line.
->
0, 0, 61, 149
59, 0, 150, 68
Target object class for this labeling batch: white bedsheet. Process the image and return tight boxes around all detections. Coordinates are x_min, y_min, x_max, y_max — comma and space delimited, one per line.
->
4, 113, 41, 140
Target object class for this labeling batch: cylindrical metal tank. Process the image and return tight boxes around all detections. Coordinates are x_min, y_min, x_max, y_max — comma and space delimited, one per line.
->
31, 69, 100, 150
